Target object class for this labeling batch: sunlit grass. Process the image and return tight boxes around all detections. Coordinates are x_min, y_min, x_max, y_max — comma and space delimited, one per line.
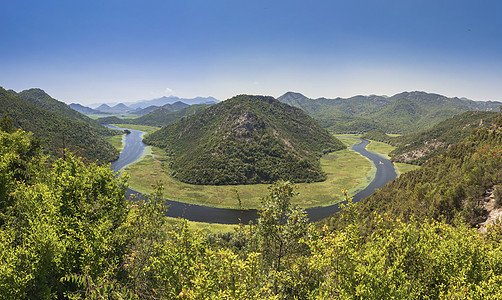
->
394, 162, 420, 174
103, 134, 125, 152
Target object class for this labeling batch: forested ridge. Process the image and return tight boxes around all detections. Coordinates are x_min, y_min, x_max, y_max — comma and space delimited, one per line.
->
279, 91, 502, 134
18, 88, 118, 136
362, 110, 499, 165
0, 87, 119, 163
4, 126, 502, 298
144, 95, 345, 185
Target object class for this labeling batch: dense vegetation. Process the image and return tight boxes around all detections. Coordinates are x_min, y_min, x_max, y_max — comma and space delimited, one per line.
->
19, 88, 118, 136
4, 129, 502, 299
321, 112, 502, 234
0, 87, 119, 163
279, 91, 501, 134
144, 95, 345, 185
362, 111, 499, 165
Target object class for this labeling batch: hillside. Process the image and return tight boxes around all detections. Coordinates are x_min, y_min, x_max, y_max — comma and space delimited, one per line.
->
19, 88, 117, 136
362, 111, 499, 165
321, 111, 502, 232
0, 87, 119, 163
144, 95, 345, 185
278, 91, 502, 134
389, 111, 499, 164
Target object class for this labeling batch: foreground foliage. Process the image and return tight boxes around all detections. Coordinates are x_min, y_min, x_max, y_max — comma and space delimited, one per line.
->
5, 129, 502, 299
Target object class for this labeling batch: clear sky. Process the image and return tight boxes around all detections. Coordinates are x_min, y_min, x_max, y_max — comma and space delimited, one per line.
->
1, 0, 501, 104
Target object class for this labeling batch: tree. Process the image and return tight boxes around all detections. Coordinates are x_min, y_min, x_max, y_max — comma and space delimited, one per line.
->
0, 113, 15, 133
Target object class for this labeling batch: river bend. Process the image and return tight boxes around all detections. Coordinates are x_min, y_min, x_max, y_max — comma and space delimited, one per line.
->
108, 127, 397, 224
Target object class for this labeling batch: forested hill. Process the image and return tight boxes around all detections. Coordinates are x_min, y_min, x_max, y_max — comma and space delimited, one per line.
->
363, 110, 499, 165
0, 87, 119, 163
279, 91, 502, 134
18, 88, 116, 136
144, 94, 345, 185
321, 111, 502, 232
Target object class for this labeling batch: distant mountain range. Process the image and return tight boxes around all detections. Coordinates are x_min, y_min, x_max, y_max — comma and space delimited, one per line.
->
126, 96, 219, 109
278, 91, 502, 134
85, 96, 219, 112
69, 103, 110, 115
97, 102, 208, 127
72, 98, 200, 115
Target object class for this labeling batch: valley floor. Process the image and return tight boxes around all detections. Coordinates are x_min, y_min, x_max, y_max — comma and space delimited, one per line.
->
119, 133, 371, 209
110, 124, 419, 211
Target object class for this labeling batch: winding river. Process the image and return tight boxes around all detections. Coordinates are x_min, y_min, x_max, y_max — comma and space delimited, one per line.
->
108, 126, 397, 224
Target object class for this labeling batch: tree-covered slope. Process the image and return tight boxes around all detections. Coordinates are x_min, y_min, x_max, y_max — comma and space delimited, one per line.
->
18, 88, 118, 136
0, 87, 119, 163
389, 111, 499, 165
362, 111, 499, 165
278, 91, 502, 134
144, 95, 345, 185
321, 112, 502, 231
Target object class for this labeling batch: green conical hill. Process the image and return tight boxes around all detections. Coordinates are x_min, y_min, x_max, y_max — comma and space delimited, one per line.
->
144, 95, 345, 185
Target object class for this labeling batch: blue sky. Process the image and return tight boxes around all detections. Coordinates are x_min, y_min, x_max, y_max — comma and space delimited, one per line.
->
1, 0, 501, 104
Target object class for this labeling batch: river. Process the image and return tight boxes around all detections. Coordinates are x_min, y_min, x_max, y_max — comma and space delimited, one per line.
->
108, 126, 397, 224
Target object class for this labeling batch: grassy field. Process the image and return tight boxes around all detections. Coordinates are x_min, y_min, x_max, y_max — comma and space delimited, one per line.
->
103, 134, 125, 152
366, 141, 395, 159
123, 139, 373, 209
366, 140, 420, 175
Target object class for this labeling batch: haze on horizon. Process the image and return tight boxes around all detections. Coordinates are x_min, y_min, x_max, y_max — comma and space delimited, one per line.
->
1, 0, 501, 105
